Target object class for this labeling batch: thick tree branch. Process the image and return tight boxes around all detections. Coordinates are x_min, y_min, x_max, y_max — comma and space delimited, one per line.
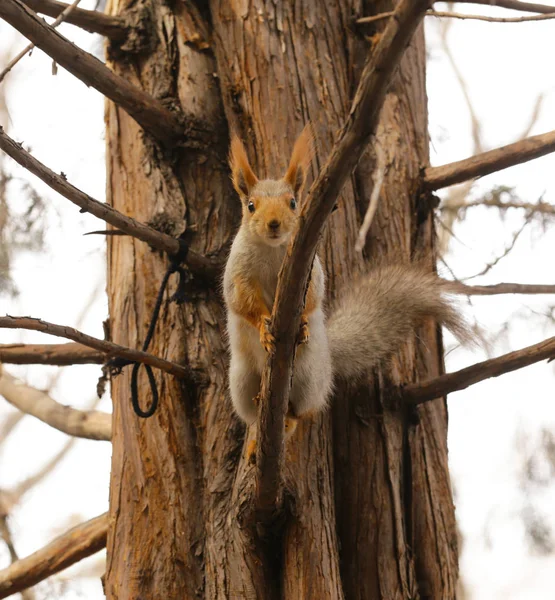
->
452, 282, 555, 295
254, 0, 431, 517
0, 369, 111, 441
0, 343, 104, 365
0, 0, 181, 145
423, 129, 555, 190
404, 336, 555, 404
0, 316, 196, 382
0, 127, 222, 280
0, 513, 107, 599
19, 0, 126, 37
455, 0, 555, 14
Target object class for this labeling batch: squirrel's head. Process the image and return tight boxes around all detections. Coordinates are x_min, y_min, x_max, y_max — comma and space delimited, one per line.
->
229, 124, 314, 247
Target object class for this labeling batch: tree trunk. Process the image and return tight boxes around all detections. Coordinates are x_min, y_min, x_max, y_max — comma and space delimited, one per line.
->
104, 1, 458, 598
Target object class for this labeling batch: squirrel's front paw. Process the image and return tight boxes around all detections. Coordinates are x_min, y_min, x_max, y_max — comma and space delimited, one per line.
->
297, 314, 310, 345
260, 317, 276, 355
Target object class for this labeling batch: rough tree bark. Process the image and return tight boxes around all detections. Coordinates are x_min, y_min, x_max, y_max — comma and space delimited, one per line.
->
104, 1, 456, 598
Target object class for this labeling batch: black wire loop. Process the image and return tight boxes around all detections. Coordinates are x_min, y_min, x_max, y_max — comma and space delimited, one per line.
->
114, 240, 190, 419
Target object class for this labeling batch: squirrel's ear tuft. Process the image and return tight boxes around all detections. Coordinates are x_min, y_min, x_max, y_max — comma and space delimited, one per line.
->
284, 123, 315, 196
229, 135, 258, 200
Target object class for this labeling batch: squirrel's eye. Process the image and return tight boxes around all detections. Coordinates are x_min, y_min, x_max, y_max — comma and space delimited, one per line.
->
290, 198, 297, 210
247, 201, 255, 213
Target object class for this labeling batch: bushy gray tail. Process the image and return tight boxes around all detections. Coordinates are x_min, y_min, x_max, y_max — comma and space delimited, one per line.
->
327, 264, 472, 379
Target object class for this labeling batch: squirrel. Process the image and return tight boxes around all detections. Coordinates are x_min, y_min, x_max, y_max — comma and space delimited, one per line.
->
223, 124, 471, 445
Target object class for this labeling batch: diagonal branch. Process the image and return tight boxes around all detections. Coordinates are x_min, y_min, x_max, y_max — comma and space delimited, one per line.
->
0, 127, 222, 280
0, 316, 196, 382
452, 282, 555, 295
19, 0, 126, 37
423, 129, 555, 190
404, 336, 555, 404
0, 343, 104, 365
254, 0, 431, 518
0, 369, 111, 441
0, 0, 182, 145
455, 0, 555, 14
0, 513, 107, 599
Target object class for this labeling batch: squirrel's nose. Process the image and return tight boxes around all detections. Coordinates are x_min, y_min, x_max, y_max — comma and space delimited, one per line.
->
268, 219, 280, 231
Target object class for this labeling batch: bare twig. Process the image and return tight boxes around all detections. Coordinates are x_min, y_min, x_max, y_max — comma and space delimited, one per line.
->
254, 0, 431, 518
0, 411, 25, 448
0, 369, 111, 441
455, 0, 555, 15
462, 213, 531, 281
0, 343, 104, 365
438, 17, 483, 154
0, 513, 107, 599
441, 196, 555, 214
0, 0, 82, 84
0, 127, 222, 280
520, 94, 545, 139
452, 282, 555, 295
0, 511, 36, 599
404, 335, 555, 404
0, 316, 195, 381
429, 9, 555, 21
423, 129, 555, 190
0, 0, 182, 145
357, 7, 555, 25
19, 0, 126, 37
13, 438, 77, 498
355, 138, 386, 252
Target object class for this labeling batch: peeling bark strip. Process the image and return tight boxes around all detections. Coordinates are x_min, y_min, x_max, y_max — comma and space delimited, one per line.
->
0, 0, 181, 144
19, 0, 126, 37
0, 514, 107, 599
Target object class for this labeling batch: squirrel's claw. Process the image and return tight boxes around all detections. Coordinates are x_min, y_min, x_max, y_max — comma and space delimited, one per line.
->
297, 314, 310, 345
260, 317, 276, 355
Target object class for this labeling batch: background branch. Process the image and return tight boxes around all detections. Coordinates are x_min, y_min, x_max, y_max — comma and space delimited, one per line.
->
423, 129, 555, 190
429, 9, 555, 21
0, 0, 182, 144
441, 196, 555, 214
0, 343, 104, 365
0, 369, 112, 441
0, 316, 195, 381
404, 336, 555, 404
19, 0, 126, 37
0, 513, 107, 599
0, 127, 221, 280
254, 0, 431, 518
454, 0, 555, 14
452, 282, 555, 295
0, 0, 83, 84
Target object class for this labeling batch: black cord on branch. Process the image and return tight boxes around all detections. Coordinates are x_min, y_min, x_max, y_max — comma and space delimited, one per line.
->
108, 240, 190, 418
